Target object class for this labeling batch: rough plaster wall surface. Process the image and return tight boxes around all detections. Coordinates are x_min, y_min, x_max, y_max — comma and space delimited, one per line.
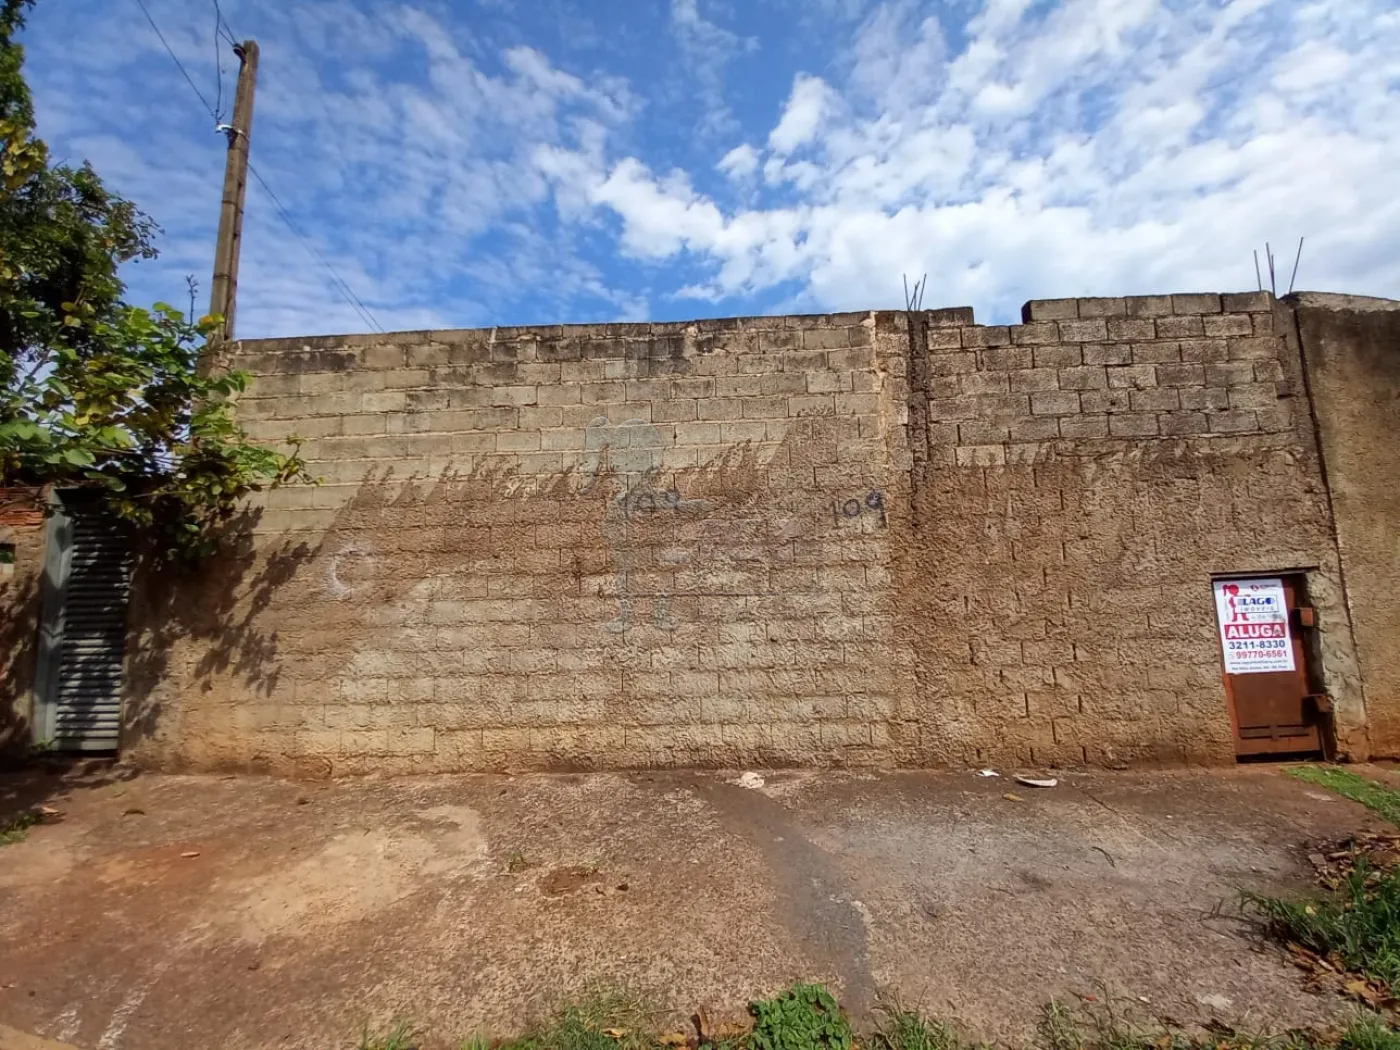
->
1293, 293, 1400, 755
124, 316, 910, 774
890, 293, 1364, 766
0, 488, 45, 753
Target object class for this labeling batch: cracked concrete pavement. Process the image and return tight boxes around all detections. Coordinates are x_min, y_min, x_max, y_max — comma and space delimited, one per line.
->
0, 765, 1385, 1050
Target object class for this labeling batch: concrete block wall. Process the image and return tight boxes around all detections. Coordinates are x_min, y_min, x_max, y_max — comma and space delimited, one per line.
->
113, 290, 1383, 773
889, 293, 1365, 767
124, 315, 912, 773
1, 488, 45, 754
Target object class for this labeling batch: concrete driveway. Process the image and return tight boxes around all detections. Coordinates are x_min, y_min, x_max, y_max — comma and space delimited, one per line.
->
0, 765, 1381, 1050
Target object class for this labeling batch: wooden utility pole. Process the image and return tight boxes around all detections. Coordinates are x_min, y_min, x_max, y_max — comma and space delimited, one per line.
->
209, 40, 259, 343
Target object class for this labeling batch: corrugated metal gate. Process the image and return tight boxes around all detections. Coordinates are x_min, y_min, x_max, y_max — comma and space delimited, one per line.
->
34, 492, 133, 752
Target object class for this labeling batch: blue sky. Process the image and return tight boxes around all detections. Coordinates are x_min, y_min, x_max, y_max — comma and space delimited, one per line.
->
20, 0, 1400, 337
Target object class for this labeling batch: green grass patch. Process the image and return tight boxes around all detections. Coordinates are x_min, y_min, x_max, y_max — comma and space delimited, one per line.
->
0, 809, 41, 846
354, 988, 1400, 1050
749, 984, 852, 1050
358, 1020, 419, 1050
871, 1004, 982, 1050
1244, 864, 1400, 988
1290, 768, 1400, 828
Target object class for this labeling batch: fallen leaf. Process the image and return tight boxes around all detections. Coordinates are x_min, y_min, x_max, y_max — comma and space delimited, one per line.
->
180, 851, 200, 859
603, 1029, 628, 1040
1003, 793, 1024, 802
659, 1033, 689, 1047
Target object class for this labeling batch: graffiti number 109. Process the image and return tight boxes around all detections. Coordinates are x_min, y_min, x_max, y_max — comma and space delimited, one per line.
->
834, 491, 886, 527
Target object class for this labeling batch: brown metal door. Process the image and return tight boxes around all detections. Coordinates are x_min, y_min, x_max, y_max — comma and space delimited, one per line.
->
1215, 576, 1322, 757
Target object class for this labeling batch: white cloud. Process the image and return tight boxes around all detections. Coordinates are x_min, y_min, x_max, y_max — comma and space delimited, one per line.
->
537, 0, 1400, 319
769, 75, 835, 154
718, 143, 760, 178
19, 0, 1400, 337
668, 0, 758, 137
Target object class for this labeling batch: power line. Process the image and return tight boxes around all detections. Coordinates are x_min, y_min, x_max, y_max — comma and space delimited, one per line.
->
130, 0, 388, 335
247, 163, 387, 334
211, 1, 225, 123
213, 0, 239, 48
130, 0, 217, 123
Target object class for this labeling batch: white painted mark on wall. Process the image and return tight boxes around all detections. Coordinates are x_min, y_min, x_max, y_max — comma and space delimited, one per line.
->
327, 543, 377, 600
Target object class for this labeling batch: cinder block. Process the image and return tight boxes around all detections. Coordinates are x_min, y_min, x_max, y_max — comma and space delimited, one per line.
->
673, 377, 716, 398
654, 399, 697, 422
961, 371, 1010, 395
979, 347, 1034, 371
1106, 364, 1157, 389
492, 385, 538, 406
1083, 344, 1132, 366
1009, 369, 1060, 393
1106, 318, 1155, 341
1180, 339, 1229, 363
1155, 315, 1205, 339
1227, 336, 1281, 360
496, 431, 541, 452
976, 394, 1033, 421
955, 444, 1006, 467
1108, 413, 1160, 437
674, 422, 722, 445
1228, 383, 1282, 409
1129, 387, 1180, 411
928, 396, 979, 422
928, 352, 979, 375
1057, 365, 1108, 390
408, 344, 451, 367
1008, 417, 1061, 442
1206, 409, 1258, 433
1205, 362, 1255, 386
1079, 390, 1132, 413
925, 327, 963, 350
1012, 322, 1062, 345
1125, 295, 1174, 318
1255, 404, 1295, 432
1156, 363, 1205, 387
835, 393, 879, 415
1203, 314, 1253, 337
580, 381, 625, 404
1057, 319, 1109, 343
1179, 387, 1231, 411
1030, 391, 1081, 416
1159, 411, 1209, 436
721, 420, 768, 443
1171, 293, 1223, 314
1130, 342, 1181, 364
802, 327, 853, 351
1022, 299, 1079, 322
1222, 291, 1273, 312
959, 421, 1009, 444
788, 394, 836, 417
1059, 414, 1109, 438
961, 326, 1011, 348
740, 397, 788, 419
1032, 345, 1082, 368
1076, 297, 1127, 318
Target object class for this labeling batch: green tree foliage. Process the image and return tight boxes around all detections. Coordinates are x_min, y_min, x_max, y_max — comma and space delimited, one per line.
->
0, 0, 311, 559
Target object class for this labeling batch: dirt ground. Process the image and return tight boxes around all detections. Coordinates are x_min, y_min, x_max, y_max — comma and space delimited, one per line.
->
0, 765, 1386, 1050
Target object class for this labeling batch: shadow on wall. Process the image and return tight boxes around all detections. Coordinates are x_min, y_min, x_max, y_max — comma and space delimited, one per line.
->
122, 506, 317, 747
119, 415, 844, 758
0, 566, 38, 760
